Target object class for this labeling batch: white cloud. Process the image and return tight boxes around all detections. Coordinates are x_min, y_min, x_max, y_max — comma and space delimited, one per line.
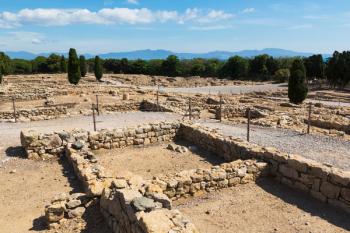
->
127, 0, 139, 5
0, 8, 234, 28
242, 8, 255, 14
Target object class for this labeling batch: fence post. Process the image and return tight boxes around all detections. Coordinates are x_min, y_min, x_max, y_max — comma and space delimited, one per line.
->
92, 104, 97, 132
12, 97, 17, 123
247, 107, 250, 142
219, 94, 223, 122
156, 85, 160, 112
189, 98, 192, 120
307, 102, 312, 134
96, 95, 100, 116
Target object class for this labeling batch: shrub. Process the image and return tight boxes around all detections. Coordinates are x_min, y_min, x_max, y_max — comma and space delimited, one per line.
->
68, 48, 81, 85
274, 69, 290, 83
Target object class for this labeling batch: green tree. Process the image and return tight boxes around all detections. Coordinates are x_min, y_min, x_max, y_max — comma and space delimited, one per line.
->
60, 55, 67, 73
249, 54, 269, 79
94, 56, 103, 81
0, 69, 2, 84
304, 54, 324, 81
79, 55, 87, 77
0, 52, 12, 75
68, 48, 81, 85
31, 56, 48, 73
11, 59, 32, 74
47, 54, 61, 73
288, 59, 308, 104
130, 59, 146, 74
220, 56, 248, 79
161, 55, 180, 77
266, 56, 279, 75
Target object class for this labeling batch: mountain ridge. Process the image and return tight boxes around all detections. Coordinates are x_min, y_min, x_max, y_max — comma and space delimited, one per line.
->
5, 48, 331, 60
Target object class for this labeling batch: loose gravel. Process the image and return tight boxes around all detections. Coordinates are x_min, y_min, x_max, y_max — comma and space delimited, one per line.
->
200, 120, 350, 171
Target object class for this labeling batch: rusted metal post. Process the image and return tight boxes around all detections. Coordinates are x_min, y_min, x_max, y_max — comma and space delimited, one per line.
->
219, 94, 223, 122
92, 104, 97, 132
12, 97, 17, 123
247, 107, 251, 142
96, 95, 100, 116
307, 102, 312, 134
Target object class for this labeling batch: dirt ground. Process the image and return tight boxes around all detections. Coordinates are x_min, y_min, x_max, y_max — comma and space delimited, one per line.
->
94, 141, 225, 179
0, 156, 81, 233
175, 179, 350, 233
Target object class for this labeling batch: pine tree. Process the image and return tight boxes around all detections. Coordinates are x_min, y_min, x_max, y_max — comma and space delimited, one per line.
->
67, 48, 81, 85
60, 55, 67, 73
79, 55, 87, 77
94, 56, 103, 81
288, 59, 308, 104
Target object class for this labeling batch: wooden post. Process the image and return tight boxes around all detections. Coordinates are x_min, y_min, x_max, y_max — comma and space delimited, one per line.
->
92, 104, 97, 132
307, 103, 312, 134
96, 95, 100, 116
12, 97, 17, 123
189, 98, 192, 120
156, 85, 159, 112
219, 94, 223, 122
247, 107, 251, 142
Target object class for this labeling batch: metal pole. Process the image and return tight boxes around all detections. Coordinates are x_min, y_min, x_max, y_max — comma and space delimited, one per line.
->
307, 103, 312, 134
96, 95, 100, 116
12, 97, 17, 123
219, 95, 222, 122
92, 104, 97, 131
247, 107, 250, 142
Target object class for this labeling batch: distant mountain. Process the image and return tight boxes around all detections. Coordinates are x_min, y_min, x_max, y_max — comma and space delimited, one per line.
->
5, 48, 330, 60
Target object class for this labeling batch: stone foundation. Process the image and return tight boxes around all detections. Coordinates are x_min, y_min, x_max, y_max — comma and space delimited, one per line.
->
178, 123, 350, 213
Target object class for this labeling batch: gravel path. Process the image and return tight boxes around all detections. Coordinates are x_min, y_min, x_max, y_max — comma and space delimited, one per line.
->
142, 83, 286, 95
268, 97, 350, 107
200, 120, 350, 171
0, 112, 181, 161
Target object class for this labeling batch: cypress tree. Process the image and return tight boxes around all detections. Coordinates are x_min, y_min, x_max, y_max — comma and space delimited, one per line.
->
67, 48, 81, 85
288, 59, 308, 104
60, 55, 67, 73
79, 55, 87, 77
0, 70, 3, 84
94, 56, 103, 81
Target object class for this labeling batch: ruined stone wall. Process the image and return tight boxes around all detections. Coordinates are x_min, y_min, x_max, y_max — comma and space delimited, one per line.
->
149, 159, 269, 200
102, 101, 141, 113
21, 121, 180, 159
65, 142, 197, 232
307, 119, 350, 134
179, 123, 350, 213
0, 106, 68, 121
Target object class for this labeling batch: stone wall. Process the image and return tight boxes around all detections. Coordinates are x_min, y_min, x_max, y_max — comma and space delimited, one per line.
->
149, 159, 269, 200
0, 106, 68, 122
102, 101, 141, 113
179, 123, 350, 213
65, 142, 198, 232
307, 119, 350, 134
140, 100, 183, 113
21, 121, 180, 159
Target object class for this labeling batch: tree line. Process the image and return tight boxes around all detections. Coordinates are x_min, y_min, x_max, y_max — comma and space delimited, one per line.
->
0, 50, 349, 89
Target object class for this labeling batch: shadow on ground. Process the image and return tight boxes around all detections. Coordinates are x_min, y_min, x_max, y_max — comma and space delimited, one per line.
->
5, 146, 26, 158
257, 178, 350, 231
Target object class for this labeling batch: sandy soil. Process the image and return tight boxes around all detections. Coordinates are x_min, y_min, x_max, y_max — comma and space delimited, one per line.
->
0, 157, 81, 233
175, 179, 350, 233
94, 141, 225, 179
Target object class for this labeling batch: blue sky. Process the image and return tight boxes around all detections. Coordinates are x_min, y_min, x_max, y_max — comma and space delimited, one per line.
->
0, 0, 349, 54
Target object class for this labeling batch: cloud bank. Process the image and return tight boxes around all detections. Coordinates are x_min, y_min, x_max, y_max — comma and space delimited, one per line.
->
0, 8, 234, 28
